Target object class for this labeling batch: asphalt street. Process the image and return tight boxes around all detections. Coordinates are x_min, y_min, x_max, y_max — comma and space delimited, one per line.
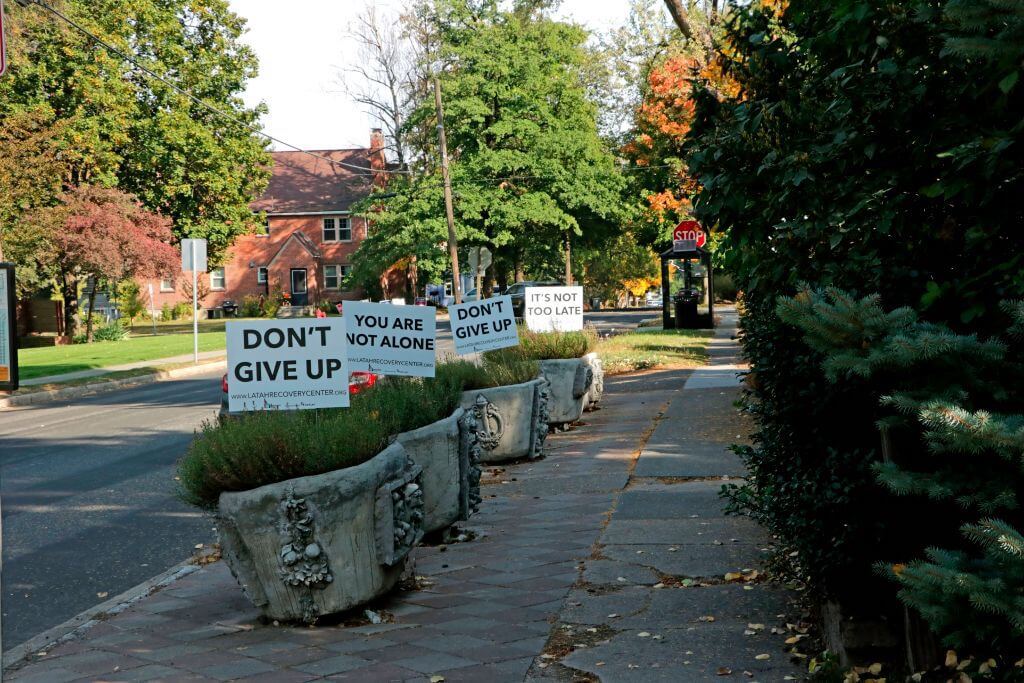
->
0, 309, 654, 652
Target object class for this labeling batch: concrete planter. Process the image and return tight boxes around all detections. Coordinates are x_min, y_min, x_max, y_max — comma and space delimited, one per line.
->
460, 378, 551, 464
581, 353, 605, 410
395, 408, 478, 534
539, 357, 595, 426
216, 442, 424, 622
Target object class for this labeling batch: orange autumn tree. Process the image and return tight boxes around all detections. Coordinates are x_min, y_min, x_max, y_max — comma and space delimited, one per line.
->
624, 43, 739, 245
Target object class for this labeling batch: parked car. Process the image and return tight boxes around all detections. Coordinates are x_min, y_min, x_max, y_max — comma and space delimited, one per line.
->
507, 280, 562, 317
644, 290, 663, 308
220, 371, 378, 417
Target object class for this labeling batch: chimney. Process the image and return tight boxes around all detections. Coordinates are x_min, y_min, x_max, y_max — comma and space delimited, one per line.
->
369, 128, 386, 186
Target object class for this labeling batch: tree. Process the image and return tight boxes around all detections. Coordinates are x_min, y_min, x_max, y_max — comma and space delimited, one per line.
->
0, 0, 271, 263
352, 0, 626, 293
35, 186, 179, 340
117, 280, 146, 327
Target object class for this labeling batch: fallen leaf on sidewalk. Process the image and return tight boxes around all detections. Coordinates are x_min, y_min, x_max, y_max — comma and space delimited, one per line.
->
698, 615, 716, 622
638, 632, 651, 638
755, 654, 770, 660
429, 677, 445, 683
717, 667, 733, 675
96, 592, 108, 598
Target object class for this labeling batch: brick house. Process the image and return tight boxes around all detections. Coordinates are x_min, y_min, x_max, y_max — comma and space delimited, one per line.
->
146, 130, 386, 314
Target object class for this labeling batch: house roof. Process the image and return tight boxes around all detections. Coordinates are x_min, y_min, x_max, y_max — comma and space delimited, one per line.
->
251, 149, 377, 215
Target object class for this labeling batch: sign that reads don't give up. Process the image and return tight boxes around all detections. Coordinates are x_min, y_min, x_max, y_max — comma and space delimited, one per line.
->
450, 295, 518, 355
344, 301, 436, 377
226, 318, 350, 412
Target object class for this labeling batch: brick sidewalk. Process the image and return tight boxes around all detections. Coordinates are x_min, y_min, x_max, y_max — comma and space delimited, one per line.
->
9, 312, 803, 682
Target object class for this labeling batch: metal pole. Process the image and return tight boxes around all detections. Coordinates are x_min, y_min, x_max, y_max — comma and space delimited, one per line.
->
148, 283, 157, 336
434, 76, 462, 305
191, 240, 198, 363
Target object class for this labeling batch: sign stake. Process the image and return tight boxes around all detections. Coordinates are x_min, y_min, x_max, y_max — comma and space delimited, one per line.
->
191, 239, 198, 363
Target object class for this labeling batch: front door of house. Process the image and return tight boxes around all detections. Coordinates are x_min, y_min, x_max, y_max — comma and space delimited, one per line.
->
290, 268, 308, 306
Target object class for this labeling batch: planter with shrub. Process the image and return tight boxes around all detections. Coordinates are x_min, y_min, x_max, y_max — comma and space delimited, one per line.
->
434, 358, 550, 464
484, 327, 600, 427
216, 442, 423, 622
178, 368, 467, 621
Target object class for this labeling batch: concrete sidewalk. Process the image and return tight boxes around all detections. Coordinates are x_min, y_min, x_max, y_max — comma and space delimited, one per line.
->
7, 311, 803, 683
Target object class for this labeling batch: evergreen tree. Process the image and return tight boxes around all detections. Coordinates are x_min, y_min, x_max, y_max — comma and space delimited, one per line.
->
781, 289, 1024, 657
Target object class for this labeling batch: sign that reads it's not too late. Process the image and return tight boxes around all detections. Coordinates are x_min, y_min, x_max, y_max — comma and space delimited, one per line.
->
226, 318, 350, 412
449, 295, 518, 355
524, 286, 584, 333
344, 301, 436, 377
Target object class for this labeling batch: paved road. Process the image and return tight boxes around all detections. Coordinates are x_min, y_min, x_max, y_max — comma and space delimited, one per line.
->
0, 310, 654, 652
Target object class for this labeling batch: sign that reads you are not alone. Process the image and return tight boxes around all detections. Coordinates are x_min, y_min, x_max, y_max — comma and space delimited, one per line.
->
226, 318, 349, 412
450, 295, 518, 355
524, 286, 584, 333
344, 301, 436, 377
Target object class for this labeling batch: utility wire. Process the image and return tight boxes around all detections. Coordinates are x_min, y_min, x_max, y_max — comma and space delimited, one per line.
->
22, 0, 410, 176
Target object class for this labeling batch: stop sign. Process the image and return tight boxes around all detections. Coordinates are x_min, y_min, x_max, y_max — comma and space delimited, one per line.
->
673, 220, 706, 249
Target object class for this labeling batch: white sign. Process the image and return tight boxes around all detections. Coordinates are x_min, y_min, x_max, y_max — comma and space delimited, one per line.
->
450, 295, 518, 355
524, 286, 584, 333
468, 246, 492, 274
344, 301, 436, 377
181, 238, 207, 273
226, 318, 349, 412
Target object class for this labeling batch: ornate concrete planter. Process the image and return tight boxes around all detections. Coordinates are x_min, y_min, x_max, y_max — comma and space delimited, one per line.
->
460, 378, 550, 464
216, 442, 424, 622
395, 408, 479, 534
539, 357, 595, 426
581, 353, 605, 410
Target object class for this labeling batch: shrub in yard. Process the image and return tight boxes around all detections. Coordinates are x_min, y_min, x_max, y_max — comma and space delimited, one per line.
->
239, 295, 263, 318
178, 368, 466, 509
483, 325, 597, 364
92, 320, 129, 342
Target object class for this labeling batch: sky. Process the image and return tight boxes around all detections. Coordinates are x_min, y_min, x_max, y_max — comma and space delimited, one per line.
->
226, 0, 633, 151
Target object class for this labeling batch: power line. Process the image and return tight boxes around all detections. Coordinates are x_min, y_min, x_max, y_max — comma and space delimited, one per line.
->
22, 0, 411, 177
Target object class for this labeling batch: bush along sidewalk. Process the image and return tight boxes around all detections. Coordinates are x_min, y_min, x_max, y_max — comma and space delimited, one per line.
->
175, 335, 608, 623
779, 289, 1024, 674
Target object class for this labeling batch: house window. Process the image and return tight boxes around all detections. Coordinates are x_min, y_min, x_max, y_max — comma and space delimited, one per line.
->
257, 218, 270, 237
160, 277, 174, 292
324, 265, 342, 289
210, 267, 226, 290
323, 217, 352, 242
256, 267, 268, 284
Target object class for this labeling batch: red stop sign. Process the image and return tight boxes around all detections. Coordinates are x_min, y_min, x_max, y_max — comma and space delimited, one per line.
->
673, 220, 706, 249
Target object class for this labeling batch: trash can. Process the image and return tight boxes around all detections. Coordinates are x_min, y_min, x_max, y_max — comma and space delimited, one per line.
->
590, 297, 602, 311
221, 300, 239, 317
674, 289, 699, 329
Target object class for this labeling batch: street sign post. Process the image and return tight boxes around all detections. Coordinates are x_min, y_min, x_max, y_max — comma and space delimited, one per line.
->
468, 246, 492, 300
181, 238, 207, 363
673, 220, 706, 253
0, 263, 18, 392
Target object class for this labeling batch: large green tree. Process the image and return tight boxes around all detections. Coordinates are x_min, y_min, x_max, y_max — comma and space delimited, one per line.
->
0, 0, 270, 274
351, 0, 625, 294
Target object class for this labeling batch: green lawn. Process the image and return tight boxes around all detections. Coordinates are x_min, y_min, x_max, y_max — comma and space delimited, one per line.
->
18, 332, 227, 380
596, 328, 713, 375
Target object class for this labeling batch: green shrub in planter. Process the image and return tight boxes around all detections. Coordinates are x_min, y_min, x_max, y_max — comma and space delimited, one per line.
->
179, 369, 465, 509
441, 357, 540, 390
483, 325, 597, 363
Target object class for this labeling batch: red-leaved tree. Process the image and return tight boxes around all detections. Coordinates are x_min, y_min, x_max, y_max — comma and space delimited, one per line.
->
39, 186, 179, 340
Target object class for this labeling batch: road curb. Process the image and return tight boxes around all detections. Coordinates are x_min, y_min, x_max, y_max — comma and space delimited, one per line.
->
0, 359, 227, 410
2, 559, 201, 672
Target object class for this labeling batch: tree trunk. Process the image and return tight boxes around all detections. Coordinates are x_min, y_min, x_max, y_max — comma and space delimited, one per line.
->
564, 232, 573, 286
662, 0, 695, 39
409, 256, 419, 301
515, 253, 525, 283
85, 282, 99, 343
61, 272, 79, 339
